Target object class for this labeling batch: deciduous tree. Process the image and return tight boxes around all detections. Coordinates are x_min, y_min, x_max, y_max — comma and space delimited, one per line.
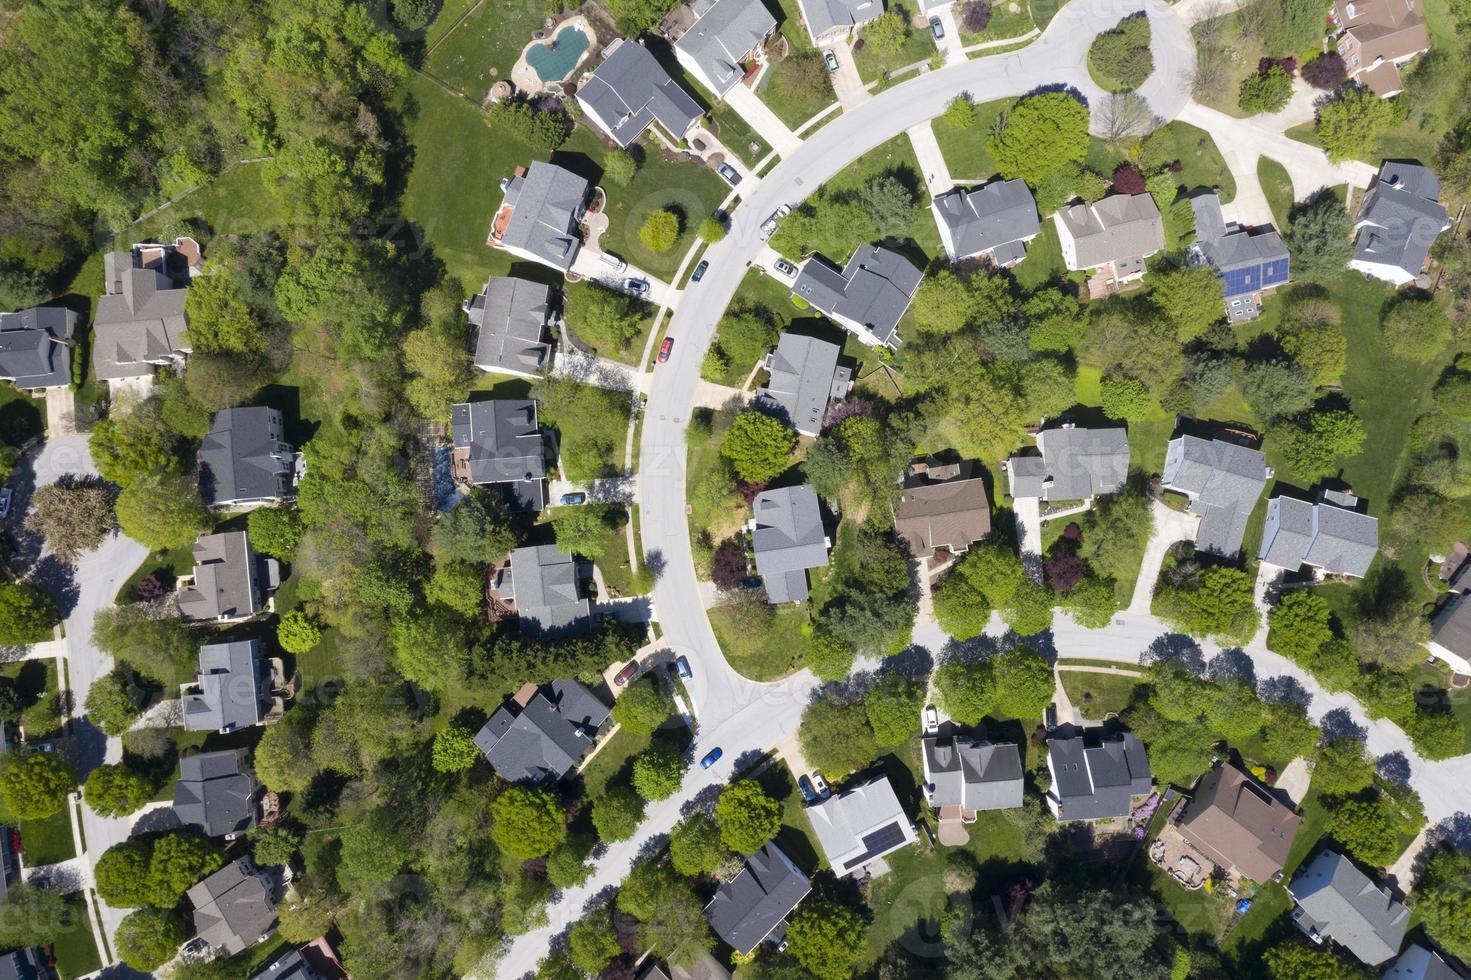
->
720, 411, 796, 483
490, 786, 566, 859
715, 780, 781, 853
987, 92, 1090, 183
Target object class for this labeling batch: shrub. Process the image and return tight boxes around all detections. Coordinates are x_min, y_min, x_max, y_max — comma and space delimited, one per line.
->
720, 411, 796, 483
1112, 164, 1146, 195
958, 0, 991, 33
431, 724, 479, 772
1382, 293, 1451, 362
0, 752, 74, 819
1238, 66, 1293, 115
1302, 52, 1347, 89
639, 210, 680, 253
276, 609, 323, 654
490, 786, 566, 859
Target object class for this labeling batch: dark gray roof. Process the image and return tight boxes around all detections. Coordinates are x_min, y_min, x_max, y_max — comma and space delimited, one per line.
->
1055, 193, 1165, 269
177, 531, 269, 621
506, 544, 590, 634
94, 256, 190, 379
450, 400, 547, 510
922, 736, 1024, 811
498, 163, 588, 271
1260, 494, 1378, 578
188, 859, 277, 956
1431, 589, 1471, 660
1046, 730, 1152, 821
473, 678, 610, 784
198, 407, 296, 507
0, 948, 41, 980
751, 485, 828, 603
1290, 850, 1408, 966
932, 180, 1041, 261
1383, 945, 1465, 980
1162, 435, 1268, 557
1353, 163, 1451, 279
704, 841, 812, 954
754, 332, 851, 437
0, 307, 75, 389
249, 949, 313, 980
675, 0, 777, 95
469, 277, 552, 377
1007, 426, 1128, 501
183, 640, 264, 733
1190, 192, 1291, 297
791, 244, 921, 347
173, 749, 258, 838
578, 39, 703, 148
799, 0, 882, 38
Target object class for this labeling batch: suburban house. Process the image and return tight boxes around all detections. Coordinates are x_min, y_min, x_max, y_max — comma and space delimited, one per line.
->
791, 244, 922, 349
94, 240, 200, 384
488, 162, 590, 273
450, 399, 548, 511
806, 774, 919, 877
754, 332, 852, 437
467, 277, 555, 378
177, 531, 280, 622
797, 0, 883, 43
0, 949, 44, 980
0, 307, 75, 391
198, 407, 301, 509
473, 678, 611, 784
172, 748, 259, 839
249, 939, 349, 980
578, 38, 703, 147
1053, 193, 1164, 290
183, 640, 267, 734
1332, 0, 1430, 97
1044, 729, 1153, 821
1005, 425, 1129, 504
1427, 584, 1471, 674
1259, 490, 1380, 580
750, 484, 830, 604
1161, 433, 1270, 557
1289, 849, 1409, 966
1177, 763, 1301, 884
673, 0, 778, 98
921, 736, 1025, 822
931, 180, 1041, 265
495, 544, 593, 635
188, 858, 279, 957
1188, 192, 1291, 323
893, 458, 992, 559
703, 841, 812, 955
1349, 162, 1452, 287
1383, 945, 1466, 980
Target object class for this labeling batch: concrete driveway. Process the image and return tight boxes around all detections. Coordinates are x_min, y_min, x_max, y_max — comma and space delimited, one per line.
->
933, 5, 966, 65
724, 84, 802, 156
822, 39, 869, 110
907, 120, 955, 196
1127, 501, 1198, 614
569, 250, 678, 309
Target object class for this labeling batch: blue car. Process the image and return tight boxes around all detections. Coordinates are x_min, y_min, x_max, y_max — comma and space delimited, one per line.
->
700, 747, 723, 769
673, 655, 693, 680
559, 492, 587, 506
798, 775, 818, 804
691, 260, 709, 283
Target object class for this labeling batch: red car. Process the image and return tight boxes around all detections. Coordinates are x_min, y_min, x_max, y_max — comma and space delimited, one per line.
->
658, 337, 674, 363
614, 660, 640, 686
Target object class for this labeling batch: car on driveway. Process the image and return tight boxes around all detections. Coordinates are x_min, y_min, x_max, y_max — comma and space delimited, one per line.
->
559, 492, 587, 506
614, 660, 640, 686
924, 705, 939, 734
691, 259, 709, 283
930, 16, 944, 37
700, 747, 723, 769
773, 258, 797, 278
824, 49, 839, 72
658, 337, 674, 363
810, 773, 830, 798
798, 775, 819, 803
625, 278, 650, 297
672, 655, 693, 680
716, 162, 742, 185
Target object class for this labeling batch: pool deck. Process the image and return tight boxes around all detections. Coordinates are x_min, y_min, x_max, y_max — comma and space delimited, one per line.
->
510, 14, 596, 96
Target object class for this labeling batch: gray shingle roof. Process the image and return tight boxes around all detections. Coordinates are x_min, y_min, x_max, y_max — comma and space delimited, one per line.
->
1162, 434, 1268, 557
497, 162, 588, 271
1383, 944, 1465, 980
177, 531, 269, 621
753, 332, 851, 436
94, 253, 190, 380
1353, 163, 1451, 279
1007, 426, 1129, 501
0, 307, 75, 389
473, 678, 610, 783
675, 0, 777, 95
1260, 493, 1378, 578
704, 841, 812, 954
1046, 730, 1152, 821
198, 407, 296, 507
806, 774, 917, 874
922, 737, 1024, 812
1290, 850, 1408, 965
183, 640, 264, 733
791, 244, 921, 347
798, 0, 883, 39
249, 949, 313, 980
1430, 590, 1471, 661
932, 180, 1041, 261
506, 544, 591, 635
751, 485, 828, 603
0, 948, 41, 980
1190, 192, 1291, 299
1055, 193, 1165, 270
173, 749, 258, 838
188, 859, 277, 956
469, 277, 552, 377
578, 39, 703, 148
450, 400, 547, 510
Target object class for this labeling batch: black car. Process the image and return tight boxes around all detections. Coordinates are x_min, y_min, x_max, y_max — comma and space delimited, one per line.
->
691, 259, 709, 283
716, 162, 742, 186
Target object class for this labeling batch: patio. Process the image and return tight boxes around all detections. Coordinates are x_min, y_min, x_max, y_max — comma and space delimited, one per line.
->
1149, 821, 1232, 892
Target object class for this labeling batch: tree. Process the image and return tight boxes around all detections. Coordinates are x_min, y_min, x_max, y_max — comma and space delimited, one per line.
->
603, 149, 637, 186
1317, 85, 1401, 162
1241, 359, 1316, 421
604, 0, 670, 34
1154, 565, 1259, 645
784, 897, 866, 980
83, 665, 144, 736
95, 840, 154, 908
115, 472, 207, 550
253, 709, 316, 793
715, 780, 781, 853
1289, 194, 1354, 282
1063, 574, 1119, 628
486, 99, 568, 151
247, 505, 303, 559
933, 568, 993, 641
89, 401, 180, 488
958, 0, 992, 32
1435, 372, 1471, 419
592, 785, 645, 841
115, 908, 186, 973
1280, 410, 1367, 481
934, 660, 996, 725
806, 626, 855, 682
490, 786, 566, 859
669, 814, 725, 876
1330, 796, 1404, 867
864, 673, 924, 746
612, 676, 674, 735
639, 209, 680, 253
548, 504, 611, 561
424, 561, 485, 618
1416, 848, 1471, 961
0, 581, 59, 645
1098, 92, 1159, 145
1267, 590, 1335, 661
0, 883, 69, 948
0, 752, 73, 820
992, 647, 1055, 719
570, 282, 644, 353
942, 94, 980, 130
632, 739, 687, 800
1150, 267, 1224, 340
546, 834, 595, 890
338, 817, 411, 893
1238, 65, 1294, 114
856, 173, 919, 240
83, 763, 151, 817
709, 538, 749, 591
569, 911, 621, 975
25, 478, 114, 562
147, 833, 226, 904
1280, 321, 1347, 385
698, 216, 726, 242
388, 608, 470, 692
185, 269, 269, 356
1088, 15, 1154, 92
432, 492, 516, 564
987, 92, 1091, 183
249, 823, 303, 867
1382, 292, 1451, 362
1405, 708, 1464, 760
431, 724, 479, 773
1302, 52, 1348, 89
1100, 374, 1152, 421
864, 9, 910, 53
1313, 738, 1375, 797
1262, 940, 1374, 979
720, 411, 796, 483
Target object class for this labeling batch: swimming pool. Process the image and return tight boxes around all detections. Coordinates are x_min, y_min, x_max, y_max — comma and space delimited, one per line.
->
525, 26, 590, 83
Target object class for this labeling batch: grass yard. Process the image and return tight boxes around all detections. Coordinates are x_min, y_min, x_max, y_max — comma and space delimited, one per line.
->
577, 726, 652, 798
854, 6, 940, 84
1167, 122, 1236, 203
590, 505, 653, 598
52, 893, 102, 980
1258, 157, 1294, 229
708, 601, 809, 680
932, 98, 1007, 180
1191, 15, 1269, 119
760, 53, 838, 131
709, 102, 769, 165
18, 808, 76, 865
1, 659, 62, 741
960, 1, 1036, 42
1142, 858, 1237, 939
563, 280, 657, 366
122, 161, 286, 247
0, 384, 44, 445
1058, 670, 1141, 719
116, 541, 199, 604
422, 0, 550, 101
1010, 220, 1071, 290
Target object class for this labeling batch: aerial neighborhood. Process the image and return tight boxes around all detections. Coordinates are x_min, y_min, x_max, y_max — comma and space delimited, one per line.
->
0, 0, 1470, 978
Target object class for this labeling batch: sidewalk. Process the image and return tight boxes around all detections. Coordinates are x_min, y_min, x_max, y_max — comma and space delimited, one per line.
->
724, 84, 802, 156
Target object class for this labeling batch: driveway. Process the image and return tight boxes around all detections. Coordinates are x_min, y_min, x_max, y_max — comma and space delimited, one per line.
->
723, 84, 802, 156
1013, 496, 1043, 559
822, 40, 870, 110
568, 250, 679, 309
1127, 501, 1198, 614
907, 121, 955, 196
932, 6, 966, 65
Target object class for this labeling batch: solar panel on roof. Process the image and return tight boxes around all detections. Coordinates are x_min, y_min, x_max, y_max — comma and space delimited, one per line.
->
841, 820, 908, 870
1222, 268, 1256, 297
1262, 259, 1290, 286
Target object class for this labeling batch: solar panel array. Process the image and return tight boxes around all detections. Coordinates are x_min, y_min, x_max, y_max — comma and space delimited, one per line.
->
1261, 258, 1290, 287
1221, 266, 1260, 298
841, 821, 907, 871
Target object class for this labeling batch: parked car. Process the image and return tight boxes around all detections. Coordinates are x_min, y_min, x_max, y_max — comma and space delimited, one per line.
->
559, 492, 587, 506
700, 747, 723, 769
824, 49, 839, 72
798, 775, 819, 803
810, 773, 830, 798
924, 705, 939, 734
716, 162, 742, 186
930, 16, 944, 37
614, 660, 640, 686
673, 655, 693, 680
625, 278, 650, 297
658, 336, 675, 363
600, 252, 628, 273
759, 204, 792, 241
773, 258, 797, 278
691, 259, 709, 283
0, 488, 11, 520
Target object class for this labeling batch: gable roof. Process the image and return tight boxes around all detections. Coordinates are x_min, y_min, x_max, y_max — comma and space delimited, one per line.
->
1162, 434, 1268, 557
792, 244, 922, 346
704, 841, 812, 954
469, 277, 553, 376
1260, 493, 1379, 578
754, 332, 851, 436
578, 38, 703, 147
450, 400, 547, 497
1190, 193, 1291, 298
1055, 193, 1165, 269
1290, 850, 1408, 965
1335, 0, 1429, 65
0, 307, 75, 389
177, 531, 265, 621
173, 749, 259, 838
675, 0, 777, 95
198, 407, 295, 507
806, 774, 917, 874
931, 180, 1041, 260
1354, 163, 1451, 278
1008, 426, 1129, 501
751, 484, 829, 603
473, 678, 610, 783
183, 640, 264, 733
922, 736, 1024, 812
0, 949, 41, 980
1383, 945, 1465, 980
1046, 730, 1152, 820
498, 163, 588, 271
894, 459, 991, 558
505, 544, 591, 635
1178, 763, 1300, 883
798, 0, 883, 39
188, 859, 277, 956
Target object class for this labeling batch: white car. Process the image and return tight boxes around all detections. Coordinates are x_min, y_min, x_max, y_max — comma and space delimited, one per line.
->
810, 772, 830, 798
923, 705, 939, 734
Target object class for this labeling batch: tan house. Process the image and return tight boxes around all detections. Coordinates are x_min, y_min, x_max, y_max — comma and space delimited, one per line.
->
893, 458, 991, 559
1332, 0, 1430, 97
1053, 193, 1164, 294
1178, 763, 1301, 884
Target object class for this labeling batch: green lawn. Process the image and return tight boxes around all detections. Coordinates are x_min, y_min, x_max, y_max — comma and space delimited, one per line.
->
708, 601, 810, 680
52, 893, 103, 980
1011, 220, 1071, 290
577, 726, 651, 798
1142, 859, 1237, 940
590, 505, 653, 598
18, 808, 76, 865
422, 0, 550, 100
1258, 157, 1294, 230
710, 102, 769, 165
960, 1, 1036, 42
932, 99, 1008, 180
122, 161, 286, 247
1191, 14, 1270, 119
1169, 122, 1236, 203
0, 384, 44, 444
562, 280, 656, 365
116, 541, 199, 604
759, 53, 838, 131
854, 6, 940, 84
1058, 670, 1141, 719
1, 659, 62, 741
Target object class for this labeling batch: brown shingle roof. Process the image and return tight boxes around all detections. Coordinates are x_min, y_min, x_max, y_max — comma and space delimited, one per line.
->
1178, 763, 1301, 883
893, 459, 991, 558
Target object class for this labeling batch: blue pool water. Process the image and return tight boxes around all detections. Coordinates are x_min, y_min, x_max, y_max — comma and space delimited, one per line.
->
526, 27, 590, 83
